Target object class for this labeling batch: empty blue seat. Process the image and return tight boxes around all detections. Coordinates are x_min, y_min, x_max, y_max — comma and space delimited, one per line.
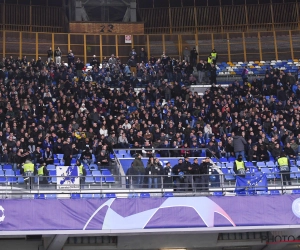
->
94, 194, 101, 198
81, 194, 93, 199
17, 177, 24, 184
45, 194, 57, 199
236, 190, 247, 196
140, 193, 151, 198
34, 194, 45, 199
71, 159, 77, 165
47, 165, 56, 170
85, 176, 95, 183
213, 191, 223, 196
3, 164, 12, 170
5, 169, 15, 176
92, 170, 103, 183
0, 177, 6, 184
245, 162, 254, 167
220, 158, 227, 163
15, 169, 20, 175
71, 193, 81, 199
53, 159, 60, 165
292, 189, 300, 194
102, 170, 115, 183
105, 193, 116, 198
257, 162, 266, 167
128, 193, 138, 198
0, 170, 4, 176
163, 192, 174, 197
221, 168, 235, 181
270, 190, 280, 195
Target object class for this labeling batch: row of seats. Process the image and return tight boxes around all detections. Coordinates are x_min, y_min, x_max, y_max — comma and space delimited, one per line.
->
33, 192, 174, 199
214, 189, 300, 196
48, 169, 115, 184
216, 59, 300, 75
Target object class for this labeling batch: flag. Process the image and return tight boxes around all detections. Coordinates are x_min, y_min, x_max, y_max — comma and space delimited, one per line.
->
235, 173, 268, 192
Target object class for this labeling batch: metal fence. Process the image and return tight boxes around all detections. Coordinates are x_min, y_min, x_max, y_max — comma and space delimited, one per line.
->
0, 172, 299, 198
1, 30, 300, 64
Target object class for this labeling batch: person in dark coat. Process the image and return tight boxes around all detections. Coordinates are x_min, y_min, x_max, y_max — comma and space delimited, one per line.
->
190, 48, 198, 67
63, 138, 73, 166
199, 157, 211, 191
172, 158, 184, 191
163, 162, 173, 188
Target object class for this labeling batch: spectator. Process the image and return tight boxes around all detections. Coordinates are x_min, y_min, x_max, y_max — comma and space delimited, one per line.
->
131, 153, 145, 188
232, 131, 247, 160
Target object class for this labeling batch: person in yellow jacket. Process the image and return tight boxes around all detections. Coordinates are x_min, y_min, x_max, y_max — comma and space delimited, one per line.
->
277, 152, 291, 185
37, 161, 49, 185
76, 160, 86, 185
233, 155, 247, 178
22, 158, 36, 188
211, 49, 218, 64
207, 55, 213, 65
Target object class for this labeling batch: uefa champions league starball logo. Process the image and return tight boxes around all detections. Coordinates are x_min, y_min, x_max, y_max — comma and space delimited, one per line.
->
0, 206, 5, 222
292, 198, 300, 218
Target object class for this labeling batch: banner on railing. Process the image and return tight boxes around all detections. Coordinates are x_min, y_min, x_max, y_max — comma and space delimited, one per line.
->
235, 173, 268, 192
56, 166, 80, 189
0, 196, 300, 231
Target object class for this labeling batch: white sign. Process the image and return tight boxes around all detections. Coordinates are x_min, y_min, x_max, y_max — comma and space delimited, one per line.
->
125, 35, 132, 44
56, 166, 80, 189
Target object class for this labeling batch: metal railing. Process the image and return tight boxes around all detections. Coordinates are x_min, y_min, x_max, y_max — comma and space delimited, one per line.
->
0, 172, 299, 198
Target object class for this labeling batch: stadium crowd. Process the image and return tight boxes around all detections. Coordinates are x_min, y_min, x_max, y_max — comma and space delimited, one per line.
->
0, 46, 300, 178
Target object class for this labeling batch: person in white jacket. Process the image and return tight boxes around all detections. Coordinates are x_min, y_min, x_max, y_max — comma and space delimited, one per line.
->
204, 124, 212, 140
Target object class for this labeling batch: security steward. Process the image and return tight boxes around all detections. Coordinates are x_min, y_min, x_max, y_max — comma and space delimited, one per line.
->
22, 158, 36, 188
37, 161, 49, 185
211, 49, 218, 65
277, 152, 292, 186
233, 155, 247, 178
76, 160, 86, 184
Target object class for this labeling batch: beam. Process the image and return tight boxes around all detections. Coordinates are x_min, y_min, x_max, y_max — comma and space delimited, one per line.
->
45, 235, 68, 250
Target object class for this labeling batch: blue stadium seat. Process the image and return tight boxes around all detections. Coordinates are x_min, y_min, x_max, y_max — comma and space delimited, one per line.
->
0, 177, 6, 184
0, 170, 4, 176
71, 159, 77, 165
257, 162, 266, 167
89, 164, 98, 170
71, 193, 81, 199
236, 190, 247, 196
92, 170, 103, 183
104, 193, 116, 198
45, 194, 57, 199
213, 191, 223, 196
53, 159, 60, 165
128, 193, 138, 198
85, 176, 95, 183
102, 170, 115, 183
261, 167, 275, 180
226, 162, 233, 168
94, 194, 101, 198
47, 165, 56, 170
57, 154, 64, 160
81, 194, 93, 199
270, 190, 280, 195
221, 168, 235, 181
292, 189, 300, 195
3, 164, 12, 170
17, 177, 24, 184
163, 192, 174, 197
34, 194, 45, 199
140, 193, 151, 198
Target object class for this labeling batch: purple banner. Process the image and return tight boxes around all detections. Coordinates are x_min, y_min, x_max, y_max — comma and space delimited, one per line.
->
0, 196, 300, 231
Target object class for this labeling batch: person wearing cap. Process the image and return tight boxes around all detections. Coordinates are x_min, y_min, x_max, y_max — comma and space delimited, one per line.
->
233, 155, 247, 178
277, 152, 291, 186
172, 159, 184, 191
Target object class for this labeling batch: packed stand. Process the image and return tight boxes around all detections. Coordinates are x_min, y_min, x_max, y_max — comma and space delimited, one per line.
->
0, 46, 300, 185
